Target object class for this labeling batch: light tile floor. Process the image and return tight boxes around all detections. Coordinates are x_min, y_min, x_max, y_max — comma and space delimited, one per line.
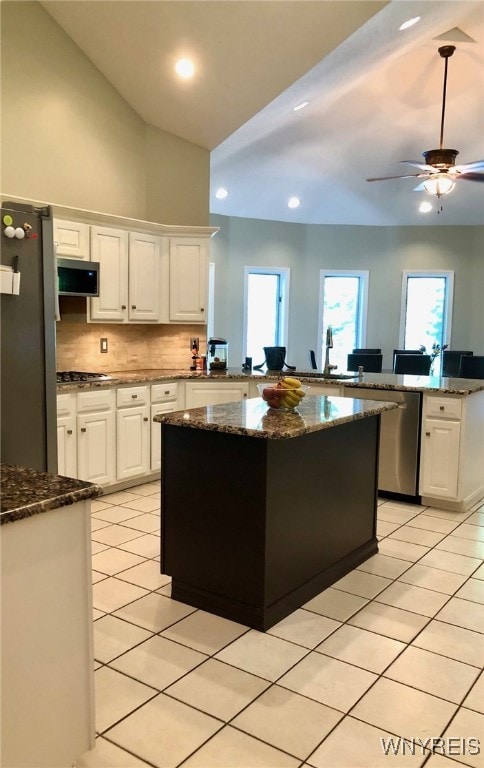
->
76, 488, 484, 768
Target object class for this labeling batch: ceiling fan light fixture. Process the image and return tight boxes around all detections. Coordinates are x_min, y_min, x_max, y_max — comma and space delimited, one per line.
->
419, 201, 433, 213
423, 173, 455, 197
399, 16, 421, 31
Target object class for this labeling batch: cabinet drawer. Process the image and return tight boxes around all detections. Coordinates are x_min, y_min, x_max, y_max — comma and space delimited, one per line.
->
77, 388, 114, 413
151, 382, 178, 403
117, 385, 149, 407
426, 397, 462, 420
57, 392, 76, 418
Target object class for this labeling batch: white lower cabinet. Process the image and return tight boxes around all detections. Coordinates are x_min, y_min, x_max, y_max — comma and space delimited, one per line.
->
116, 386, 150, 481
77, 390, 116, 486
150, 382, 180, 472
421, 419, 460, 498
185, 381, 249, 408
57, 393, 77, 478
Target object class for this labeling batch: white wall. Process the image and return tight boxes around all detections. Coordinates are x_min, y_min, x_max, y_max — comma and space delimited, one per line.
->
0, 1, 209, 225
210, 214, 484, 371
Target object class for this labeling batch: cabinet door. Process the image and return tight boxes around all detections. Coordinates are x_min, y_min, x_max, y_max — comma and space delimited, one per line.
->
169, 238, 208, 322
57, 415, 77, 478
420, 419, 460, 499
116, 405, 151, 481
89, 226, 128, 322
54, 220, 89, 259
128, 232, 161, 322
185, 382, 249, 409
77, 410, 115, 486
151, 402, 178, 472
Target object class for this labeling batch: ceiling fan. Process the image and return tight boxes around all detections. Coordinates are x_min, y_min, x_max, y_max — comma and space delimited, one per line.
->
367, 45, 484, 197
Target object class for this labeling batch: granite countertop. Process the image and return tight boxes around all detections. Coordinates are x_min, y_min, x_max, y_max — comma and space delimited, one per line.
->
153, 393, 397, 439
0, 464, 102, 525
56, 368, 484, 395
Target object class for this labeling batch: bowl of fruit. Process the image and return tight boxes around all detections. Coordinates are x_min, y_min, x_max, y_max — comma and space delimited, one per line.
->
257, 377, 309, 410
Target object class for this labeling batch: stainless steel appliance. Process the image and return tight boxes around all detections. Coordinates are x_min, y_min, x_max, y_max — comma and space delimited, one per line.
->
349, 388, 422, 497
1, 201, 57, 472
57, 257, 100, 297
56, 371, 112, 384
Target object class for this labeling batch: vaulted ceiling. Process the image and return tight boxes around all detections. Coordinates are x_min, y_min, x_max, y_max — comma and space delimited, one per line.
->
42, 0, 484, 225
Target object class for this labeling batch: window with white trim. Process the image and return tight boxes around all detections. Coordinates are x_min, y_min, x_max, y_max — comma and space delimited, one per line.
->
243, 267, 290, 363
318, 270, 369, 371
400, 270, 454, 375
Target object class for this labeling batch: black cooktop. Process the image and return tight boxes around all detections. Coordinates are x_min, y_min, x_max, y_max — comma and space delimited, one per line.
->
56, 370, 111, 383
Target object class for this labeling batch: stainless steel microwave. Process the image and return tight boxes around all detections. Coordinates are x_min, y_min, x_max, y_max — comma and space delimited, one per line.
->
57, 258, 100, 297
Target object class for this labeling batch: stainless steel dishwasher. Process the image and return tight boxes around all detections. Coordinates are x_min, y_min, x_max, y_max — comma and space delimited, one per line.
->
346, 388, 422, 496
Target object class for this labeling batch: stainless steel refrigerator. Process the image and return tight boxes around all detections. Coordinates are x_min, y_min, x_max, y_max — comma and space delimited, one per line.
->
1, 200, 57, 473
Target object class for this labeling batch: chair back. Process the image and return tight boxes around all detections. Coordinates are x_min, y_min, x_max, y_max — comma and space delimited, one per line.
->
347, 353, 382, 373
459, 355, 484, 379
442, 350, 473, 378
392, 349, 422, 372
353, 348, 381, 354
394, 354, 431, 375
309, 350, 317, 370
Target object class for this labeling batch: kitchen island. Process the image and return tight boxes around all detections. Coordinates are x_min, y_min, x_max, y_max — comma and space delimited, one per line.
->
1, 464, 101, 768
155, 394, 396, 630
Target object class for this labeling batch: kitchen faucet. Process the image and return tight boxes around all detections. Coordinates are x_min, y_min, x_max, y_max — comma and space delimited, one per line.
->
323, 326, 338, 375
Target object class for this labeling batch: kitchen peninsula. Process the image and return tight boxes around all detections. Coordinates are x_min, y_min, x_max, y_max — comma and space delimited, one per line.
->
154, 394, 396, 630
1, 465, 101, 768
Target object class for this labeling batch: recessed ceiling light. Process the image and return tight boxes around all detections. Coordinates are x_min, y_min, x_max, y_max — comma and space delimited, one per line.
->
215, 187, 229, 200
293, 101, 309, 112
288, 197, 301, 209
175, 58, 195, 79
419, 201, 432, 213
399, 16, 420, 31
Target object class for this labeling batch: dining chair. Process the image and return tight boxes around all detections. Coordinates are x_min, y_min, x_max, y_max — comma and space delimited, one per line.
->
394, 354, 431, 375
442, 350, 473, 377
347, 353, 383, 373
309, 350, 317, 369
352, 348, 381, 354
392, 349, 423, 373
458, 355, 484, 379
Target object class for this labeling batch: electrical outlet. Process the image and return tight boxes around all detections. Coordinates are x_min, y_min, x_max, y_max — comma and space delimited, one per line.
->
100, 337, 108, 353
190, 337, 199, 350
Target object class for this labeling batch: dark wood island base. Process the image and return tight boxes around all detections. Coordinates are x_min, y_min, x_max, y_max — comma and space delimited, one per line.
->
160, 400, 384, 631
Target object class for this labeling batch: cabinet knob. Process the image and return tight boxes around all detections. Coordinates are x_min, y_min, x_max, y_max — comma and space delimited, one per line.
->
200, 308, 205, 312
131, 394, 138, 399
425, 431, 431, 436
243, 393, 247, 397
121, 304, 127, 310
132, 305, 136, 309
164, 390, 170, 395
67, 429, 73, 435
440, 405, 444, 411
143, 417, 149, 422
81, 427, 87, 433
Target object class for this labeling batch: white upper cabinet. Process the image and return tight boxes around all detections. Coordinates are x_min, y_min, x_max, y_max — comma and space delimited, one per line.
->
128, 232, 161, 322
169, 237, 208, 323
89, 226, 129, 322
53, 219, 89, 259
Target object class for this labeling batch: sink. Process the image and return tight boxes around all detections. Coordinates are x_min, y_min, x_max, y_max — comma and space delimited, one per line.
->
290, 371, 359, 380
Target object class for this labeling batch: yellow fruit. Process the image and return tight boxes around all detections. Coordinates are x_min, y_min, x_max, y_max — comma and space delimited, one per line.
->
282, 376, 302, 388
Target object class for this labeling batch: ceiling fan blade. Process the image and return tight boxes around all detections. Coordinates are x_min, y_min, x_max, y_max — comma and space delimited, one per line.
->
400, 161, 436, 172
366, 173, 427, 182
455, 160, 484, 173
413, 182, 427, 191
457, 172, 484, 183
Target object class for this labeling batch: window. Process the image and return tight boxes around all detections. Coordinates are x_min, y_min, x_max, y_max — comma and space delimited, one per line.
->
243, 267, 290, 361
400, 270, 454, 375
318, 270, 369, 371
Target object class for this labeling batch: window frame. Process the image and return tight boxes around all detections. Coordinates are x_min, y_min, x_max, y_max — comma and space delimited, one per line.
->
243, 266, 290, 359
317, 269, 369, 370
399, 270, 454, 349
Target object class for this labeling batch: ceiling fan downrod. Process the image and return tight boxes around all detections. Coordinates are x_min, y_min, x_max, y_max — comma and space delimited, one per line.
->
438, 45, 456, 150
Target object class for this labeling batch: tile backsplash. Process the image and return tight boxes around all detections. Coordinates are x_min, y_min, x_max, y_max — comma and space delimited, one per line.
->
56, 298, 206, 372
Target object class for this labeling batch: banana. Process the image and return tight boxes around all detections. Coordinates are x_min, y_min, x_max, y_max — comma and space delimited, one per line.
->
281, 376, 302, 388
281, 392, 300, 407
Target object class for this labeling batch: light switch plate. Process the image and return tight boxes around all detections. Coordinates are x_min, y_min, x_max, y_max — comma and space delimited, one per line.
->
100, 337, 108, 353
